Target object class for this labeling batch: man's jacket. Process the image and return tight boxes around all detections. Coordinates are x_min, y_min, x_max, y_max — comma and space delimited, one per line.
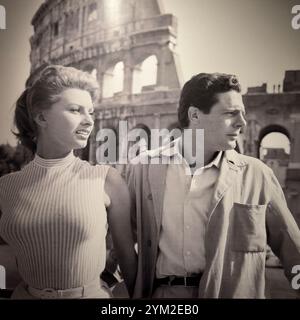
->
126, 148, 300, 298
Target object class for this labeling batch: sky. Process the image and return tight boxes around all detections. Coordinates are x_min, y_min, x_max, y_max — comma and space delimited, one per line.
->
0, 0, 299, 147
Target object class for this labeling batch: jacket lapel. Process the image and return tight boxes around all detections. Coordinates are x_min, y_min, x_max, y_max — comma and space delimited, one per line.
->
207, 150, 239, 222
148, 159, 168, 232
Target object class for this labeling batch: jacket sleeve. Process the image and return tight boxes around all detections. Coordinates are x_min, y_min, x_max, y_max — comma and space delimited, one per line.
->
265, 167, 300, 292
124, 162, 148, 298
0, 192, 7, 244
125, 164, 137, 244
0, 209, 5, 244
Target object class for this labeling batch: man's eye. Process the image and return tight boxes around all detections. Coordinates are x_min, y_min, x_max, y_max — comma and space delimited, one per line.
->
70, 109, 80, 113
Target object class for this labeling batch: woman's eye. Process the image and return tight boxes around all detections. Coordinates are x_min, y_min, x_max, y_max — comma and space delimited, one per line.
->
70, 109, 80, 113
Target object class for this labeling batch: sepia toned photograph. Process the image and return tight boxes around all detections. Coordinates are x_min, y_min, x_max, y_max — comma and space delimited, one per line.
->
0, 0, 300, 304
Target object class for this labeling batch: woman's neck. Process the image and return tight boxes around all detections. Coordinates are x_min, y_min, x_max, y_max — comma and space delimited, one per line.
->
36, 143, 73, 159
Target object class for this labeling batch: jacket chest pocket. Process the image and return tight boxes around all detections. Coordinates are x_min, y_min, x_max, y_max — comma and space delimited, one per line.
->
232, 203, 267, 252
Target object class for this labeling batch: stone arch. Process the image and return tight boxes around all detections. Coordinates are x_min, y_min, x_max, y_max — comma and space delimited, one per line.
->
259, 124, 290, 141
258, 124, 291, 159
102, 61, 125, 98
87, 2, 98, 23
132, 55, 158, 94
80, 60, 97, 72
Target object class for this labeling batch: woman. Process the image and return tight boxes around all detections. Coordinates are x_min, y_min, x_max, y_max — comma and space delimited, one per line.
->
0, 65, 137, 299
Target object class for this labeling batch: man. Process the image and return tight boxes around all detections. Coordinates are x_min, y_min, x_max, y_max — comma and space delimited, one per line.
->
126, 73, 300, 298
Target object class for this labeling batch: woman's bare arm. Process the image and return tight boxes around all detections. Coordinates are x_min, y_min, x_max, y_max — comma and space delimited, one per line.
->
105, 167, 137, 297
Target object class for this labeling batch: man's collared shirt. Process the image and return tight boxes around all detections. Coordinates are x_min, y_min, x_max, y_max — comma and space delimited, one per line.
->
156, 138, 222, 278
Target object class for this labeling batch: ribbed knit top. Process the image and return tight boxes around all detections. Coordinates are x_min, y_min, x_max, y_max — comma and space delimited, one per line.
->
0, 152, 110, 290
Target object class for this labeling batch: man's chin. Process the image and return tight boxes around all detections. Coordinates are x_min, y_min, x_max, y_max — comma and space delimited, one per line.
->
224, 141, 237, 150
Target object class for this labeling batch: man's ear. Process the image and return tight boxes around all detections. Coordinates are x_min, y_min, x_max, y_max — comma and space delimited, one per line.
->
187, 106, 201, 123
34, 112, 47, 128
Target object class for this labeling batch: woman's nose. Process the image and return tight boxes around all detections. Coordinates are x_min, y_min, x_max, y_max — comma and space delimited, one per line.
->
82, 113, 94, 126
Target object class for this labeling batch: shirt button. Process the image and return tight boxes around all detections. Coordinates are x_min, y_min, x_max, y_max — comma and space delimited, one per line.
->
186, 251, 191, 256
186, 225, 190, 229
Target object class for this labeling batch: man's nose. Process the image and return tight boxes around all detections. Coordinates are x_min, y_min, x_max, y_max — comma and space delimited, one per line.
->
235, 112, 247, 128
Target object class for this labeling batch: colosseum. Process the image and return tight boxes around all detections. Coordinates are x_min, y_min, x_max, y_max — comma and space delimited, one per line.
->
30, 0, 182, 164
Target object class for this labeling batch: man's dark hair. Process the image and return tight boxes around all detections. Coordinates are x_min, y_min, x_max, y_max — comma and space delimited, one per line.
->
178, 73, 241, 128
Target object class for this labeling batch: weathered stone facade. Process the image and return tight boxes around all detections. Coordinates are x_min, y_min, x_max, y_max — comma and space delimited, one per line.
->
30, 0, 182, 163
242, 71, 300, 226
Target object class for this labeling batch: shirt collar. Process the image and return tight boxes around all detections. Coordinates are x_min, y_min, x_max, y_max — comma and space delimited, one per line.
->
160, 137, 223, 169
33, 151, 75, 168
204, 151, 223, 169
